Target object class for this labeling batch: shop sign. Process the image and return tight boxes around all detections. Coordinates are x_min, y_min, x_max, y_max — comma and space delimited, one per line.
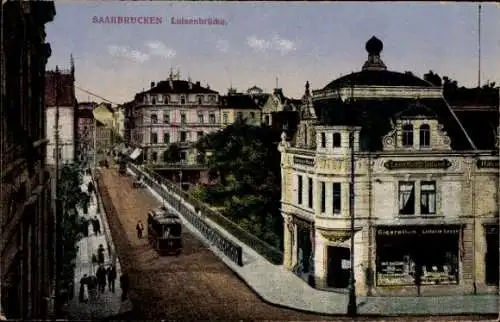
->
377, 226, 460, 236
476, 159, 499, 169
293, 156, 315, 167
384, 159, 451, 170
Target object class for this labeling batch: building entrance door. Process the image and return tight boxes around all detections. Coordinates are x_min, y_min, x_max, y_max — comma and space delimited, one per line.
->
327, 246, 350, 288
485, 228, 499, 285
297, 226, 311, 273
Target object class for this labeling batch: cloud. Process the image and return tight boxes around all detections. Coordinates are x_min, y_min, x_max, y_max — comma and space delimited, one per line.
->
216, 39, 230, 53
108, 45, 150, 63
246, 35, 297, 55
146, 41, 176, 59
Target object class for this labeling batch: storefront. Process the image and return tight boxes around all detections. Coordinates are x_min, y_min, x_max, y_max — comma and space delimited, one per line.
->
376, 225, 461, 287
296, 221, 313, 274
484, 224, 499, 286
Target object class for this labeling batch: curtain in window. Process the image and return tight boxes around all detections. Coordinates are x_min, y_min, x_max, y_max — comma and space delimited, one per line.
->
399, 183, 415, 214
421, 183, 436, 214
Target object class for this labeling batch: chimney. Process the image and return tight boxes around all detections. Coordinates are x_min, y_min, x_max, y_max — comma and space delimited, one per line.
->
196, 81, 201, 87
169, 78, 174, 89
150, 81, 155, 88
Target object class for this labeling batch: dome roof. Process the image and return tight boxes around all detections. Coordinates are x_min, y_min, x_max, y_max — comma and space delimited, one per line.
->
324, 70, 434, 89
366, 36, 383, 55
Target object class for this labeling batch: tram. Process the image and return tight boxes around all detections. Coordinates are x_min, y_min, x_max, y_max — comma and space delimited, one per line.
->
147, 207, 183, 255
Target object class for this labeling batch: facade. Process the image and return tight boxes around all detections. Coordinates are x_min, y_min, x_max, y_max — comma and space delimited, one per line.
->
220, 89, 262, 127
95, 103, 115, 155
261, 88, 301, 135
1, 1, 56, 319
75, 102, 97, 164
279, 36, 499, 297
130, 73, 220, 164
45, 68, 77, 165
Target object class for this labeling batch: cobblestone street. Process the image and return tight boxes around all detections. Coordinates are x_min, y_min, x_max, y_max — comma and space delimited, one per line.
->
97, 168, 497, 321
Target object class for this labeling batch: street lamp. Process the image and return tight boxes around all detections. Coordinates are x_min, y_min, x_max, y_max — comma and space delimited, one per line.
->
347, 130, 357, 317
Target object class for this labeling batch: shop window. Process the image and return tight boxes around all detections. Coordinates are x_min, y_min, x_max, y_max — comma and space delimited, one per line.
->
420, 181, 436, 215
402, 124, 414, 147
320, 133, 326, 148
209, 113, 216, 124
320, 181, 326, 213
151, 114, 158, 124
399, 182, 415, 215
419, 124, 430, 147
332, 183, 341, 214
150, 132, 158, 144
308, 178, 313, 208
163, 113, 169, 124
333, 133, 341, 147
297, 175, 303, 205
163, 133, 170, 144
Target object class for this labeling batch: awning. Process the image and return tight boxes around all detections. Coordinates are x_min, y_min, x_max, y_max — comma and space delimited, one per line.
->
129, 148, 142, 160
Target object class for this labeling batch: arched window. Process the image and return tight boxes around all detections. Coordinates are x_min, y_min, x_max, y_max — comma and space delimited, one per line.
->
151, 114, 158, 124
180, 96, 186, 104
320, 132, 326, 148
419, 124, 430, 147
333, 132, 341, 147
402, 124, 414, 147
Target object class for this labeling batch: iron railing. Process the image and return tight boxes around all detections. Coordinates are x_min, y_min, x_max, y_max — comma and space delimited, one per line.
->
130, 164, 284, 265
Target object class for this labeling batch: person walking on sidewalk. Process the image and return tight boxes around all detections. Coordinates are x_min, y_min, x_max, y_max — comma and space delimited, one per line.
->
120, 273, 130, 302
79, 274, 89, 303
96, 265, 107, 293
94, 216, 101, 235
107, 264, 117, 293
87, 275, 98, 301
136, 220, 144, 239
87, 180, 95, 197
91, 217, 97, 235
97, 244, 105, 265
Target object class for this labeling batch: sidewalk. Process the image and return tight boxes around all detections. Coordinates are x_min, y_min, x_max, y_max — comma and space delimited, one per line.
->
134, 167, 499, 316
64, 173, 126, 320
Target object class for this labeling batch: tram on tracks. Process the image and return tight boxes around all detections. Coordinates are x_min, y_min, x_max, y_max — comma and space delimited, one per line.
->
147, 207, 183, 255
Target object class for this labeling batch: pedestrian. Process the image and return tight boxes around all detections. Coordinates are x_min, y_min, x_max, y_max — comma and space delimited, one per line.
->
79, 274, 89, 303
91, 217, 97, 235
136, 220, 144, 239
107, 264, 117, 293
96, 265, 107, 293
87, 275, 98, 301
87, 181, 95, 196
119, 273, 130, 302
95, 216, 101, 235
97, 244, 105, 265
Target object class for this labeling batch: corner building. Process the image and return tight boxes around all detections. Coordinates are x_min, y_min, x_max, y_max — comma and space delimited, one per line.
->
279, 36, 499, 296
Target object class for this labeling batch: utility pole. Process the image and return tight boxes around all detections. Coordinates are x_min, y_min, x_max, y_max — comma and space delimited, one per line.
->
478, 4, 482, 89
347, 130, 357, 316
54, 65, 62, 316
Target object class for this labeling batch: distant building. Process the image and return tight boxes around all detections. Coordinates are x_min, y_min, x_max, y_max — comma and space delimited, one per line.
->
220, 89, 261, 127
1, 1, 56, 319
130, 72, 220, 164
279, 36, 499, 297
261, 88, 301, 135
75, 102, 97, 164
45, 66, 77, 166
94, 103, 115, 155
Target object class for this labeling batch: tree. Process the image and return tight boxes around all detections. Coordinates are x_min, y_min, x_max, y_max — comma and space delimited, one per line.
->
423, 70, 442, 87
163, 143, 181, 163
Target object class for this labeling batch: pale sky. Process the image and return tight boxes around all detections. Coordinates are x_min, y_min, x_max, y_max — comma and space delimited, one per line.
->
45, 2, 500, 105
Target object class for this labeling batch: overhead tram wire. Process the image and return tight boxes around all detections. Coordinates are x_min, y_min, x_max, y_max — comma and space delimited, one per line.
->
74, 85, 122, 106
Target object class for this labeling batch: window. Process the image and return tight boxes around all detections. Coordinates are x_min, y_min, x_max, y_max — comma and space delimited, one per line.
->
265, 115, 270, 125
197, 131, 204, 139
250, 112, 255, 119
151, 114, 158, 124
180, 131, 187, 142
223, 113, 228, 124
151, 96, 156, 105
237, 112, 243, 120
180, 113, 186, 125
297, 175, 303, 204
163, 113, 169, 124
53, 148, 62, 160
165, 95, 170, 104
333, 133, 341, 147
399, 182, 415, 215
209, 95, 215, 102
320, 132, 326, 148
150, 132, 158, 144
402, 124, 414, 147
308, 178, 313, 208
209, 113, 216, 124
420, 181, 436, 215
163, 133, 170, 144
419, 124, 430, 147
198, 114, 204, 124
152, 151, 158, 162
157, 95, 163, 103
180, 151, 187, 161
180, 96, 186, 104
333, 183, 341, 214
320, 182, 326, 213
198, 96, 203, 105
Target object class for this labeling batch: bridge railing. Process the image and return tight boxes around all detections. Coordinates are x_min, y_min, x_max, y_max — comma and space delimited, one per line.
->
128, 163, 244, 266
129, 164, 283, 265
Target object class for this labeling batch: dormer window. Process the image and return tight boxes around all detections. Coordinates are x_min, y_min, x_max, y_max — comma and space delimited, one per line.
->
151, 96, 156, 105
165, 95, 170, 104
209, 95, 215, 102
197, 96, 203, 105
320, 133, 326, 148
419, 124, 430, 147
333, 133, 341, 147
402, 124, 414, 147
180, 96, 186, 105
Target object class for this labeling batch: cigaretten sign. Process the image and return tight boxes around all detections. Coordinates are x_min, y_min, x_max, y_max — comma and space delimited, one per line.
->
384, 159, 451, 170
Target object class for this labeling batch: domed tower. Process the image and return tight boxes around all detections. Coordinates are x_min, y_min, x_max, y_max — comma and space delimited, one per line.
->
294, 81, 317, 149
362, 36, 387, 71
